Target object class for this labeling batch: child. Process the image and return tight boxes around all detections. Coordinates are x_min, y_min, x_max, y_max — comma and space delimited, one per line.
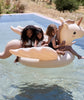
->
14, 25, 36, 62
20, 25, 36, 48
46, 24, 84, 59
14, 25, 44, 62
45, 24, 65, 55
32, 28, 44, 47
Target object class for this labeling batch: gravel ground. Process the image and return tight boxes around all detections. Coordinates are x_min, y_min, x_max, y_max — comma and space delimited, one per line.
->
20, 0, 84, 27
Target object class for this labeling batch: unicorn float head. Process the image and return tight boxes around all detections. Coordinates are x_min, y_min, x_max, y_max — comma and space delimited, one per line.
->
59, 17, 84, 45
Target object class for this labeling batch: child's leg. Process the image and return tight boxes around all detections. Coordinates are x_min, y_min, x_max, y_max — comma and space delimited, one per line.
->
14, 41, 23, 63
56, 49, 65, 55
10, 26, 22, 35
14, 56, 19, 63
65, 46, 84, 59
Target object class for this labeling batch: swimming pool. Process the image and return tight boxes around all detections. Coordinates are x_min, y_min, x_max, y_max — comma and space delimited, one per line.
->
0, 13, 84, 100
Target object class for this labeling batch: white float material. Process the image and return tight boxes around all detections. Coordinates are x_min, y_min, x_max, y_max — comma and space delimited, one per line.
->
19, 51, 74, 68
10, 47, 58, 61
10, 47, 75, 68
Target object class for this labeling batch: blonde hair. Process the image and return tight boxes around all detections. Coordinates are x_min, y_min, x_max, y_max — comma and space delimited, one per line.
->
46, 24, 57, 36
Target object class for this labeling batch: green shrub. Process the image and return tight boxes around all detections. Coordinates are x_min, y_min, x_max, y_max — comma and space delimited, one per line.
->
5, 4, 10, 9
81, 1, 84, 6
76, 0, 84, 6
54, 0, 79, 12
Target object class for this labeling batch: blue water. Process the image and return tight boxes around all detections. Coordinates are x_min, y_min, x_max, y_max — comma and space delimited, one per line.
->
0, 13, 84, 100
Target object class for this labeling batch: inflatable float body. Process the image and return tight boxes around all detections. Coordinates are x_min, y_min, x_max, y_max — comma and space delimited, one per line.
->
9, 18, 84, 68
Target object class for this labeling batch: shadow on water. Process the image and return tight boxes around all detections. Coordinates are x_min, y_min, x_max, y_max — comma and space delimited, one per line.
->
3, 83, 73, 100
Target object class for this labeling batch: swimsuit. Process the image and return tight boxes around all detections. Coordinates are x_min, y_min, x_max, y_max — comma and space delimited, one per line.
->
32, 41, 42, 47
24, 40, 32, 47
48, 35, 59, 50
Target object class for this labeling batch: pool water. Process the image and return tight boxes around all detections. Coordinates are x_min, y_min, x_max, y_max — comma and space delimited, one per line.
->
0, 13, 84, 100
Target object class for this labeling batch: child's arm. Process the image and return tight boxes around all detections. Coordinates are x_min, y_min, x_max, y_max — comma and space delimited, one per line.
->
41, 36, 51, 46
52, 38, 65, 49
34, 40, 38, 47
41, 41, 47, 45
52, 38, 66, 49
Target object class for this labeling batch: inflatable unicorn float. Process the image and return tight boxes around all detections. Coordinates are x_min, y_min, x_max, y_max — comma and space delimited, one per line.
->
0, 17, 84, 68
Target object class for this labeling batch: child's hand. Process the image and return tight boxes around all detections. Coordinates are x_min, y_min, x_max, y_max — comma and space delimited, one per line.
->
41, 41, 46, 45
61, 41, 66, 46
43, 44, 48, 46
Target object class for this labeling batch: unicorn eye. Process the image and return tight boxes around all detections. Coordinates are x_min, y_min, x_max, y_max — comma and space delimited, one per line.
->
73, 32, 76, 35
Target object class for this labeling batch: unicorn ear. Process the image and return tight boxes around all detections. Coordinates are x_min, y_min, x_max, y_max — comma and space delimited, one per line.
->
66, 19, 75, 24
63, 23, 68, 29
59, 17, 65, 23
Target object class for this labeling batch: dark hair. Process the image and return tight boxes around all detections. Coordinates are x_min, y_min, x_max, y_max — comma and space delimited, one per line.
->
33, 28, 44, 42
46, 24, 57, 36
21, 25, 36, 42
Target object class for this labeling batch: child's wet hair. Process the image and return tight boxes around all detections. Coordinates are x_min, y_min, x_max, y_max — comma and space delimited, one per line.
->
33, 28, 44, 42
21, 25, 36, 42
46, 24, 57, 36
36, 28, 44, 41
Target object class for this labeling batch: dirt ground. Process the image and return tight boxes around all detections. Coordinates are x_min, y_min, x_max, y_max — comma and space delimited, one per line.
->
20, 0, 84, 27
